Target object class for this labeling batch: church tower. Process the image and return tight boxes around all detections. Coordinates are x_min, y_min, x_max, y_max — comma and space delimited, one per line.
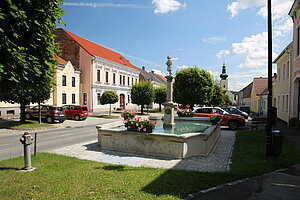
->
220, 62, 228, 92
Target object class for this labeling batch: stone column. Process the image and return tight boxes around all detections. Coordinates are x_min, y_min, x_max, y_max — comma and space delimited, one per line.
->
163, 66, 176, 129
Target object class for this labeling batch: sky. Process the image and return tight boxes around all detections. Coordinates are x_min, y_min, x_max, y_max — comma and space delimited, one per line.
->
59, 0, 294, 91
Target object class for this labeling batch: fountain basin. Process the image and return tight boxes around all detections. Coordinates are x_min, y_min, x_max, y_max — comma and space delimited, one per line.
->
96, 119, 221, 159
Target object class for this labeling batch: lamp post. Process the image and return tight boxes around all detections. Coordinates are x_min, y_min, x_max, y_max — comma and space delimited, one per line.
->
266, 0, 273, 157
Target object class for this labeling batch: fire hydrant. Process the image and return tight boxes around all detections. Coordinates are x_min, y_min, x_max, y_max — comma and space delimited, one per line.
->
19, 132, 35, 171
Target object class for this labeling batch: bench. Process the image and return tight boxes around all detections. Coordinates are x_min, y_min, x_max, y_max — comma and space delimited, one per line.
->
251, 117, 267, 131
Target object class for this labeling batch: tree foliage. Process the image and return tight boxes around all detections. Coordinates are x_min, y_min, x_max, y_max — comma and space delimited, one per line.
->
0, 0, 64, 122
131, 81, 154, 114
101, 90, 119, 116
210, 83, 224, 106
174, 67, 213, 108
154, 85, 166, 111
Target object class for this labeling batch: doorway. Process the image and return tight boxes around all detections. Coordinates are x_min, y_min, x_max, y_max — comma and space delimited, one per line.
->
120, 94, 125, 110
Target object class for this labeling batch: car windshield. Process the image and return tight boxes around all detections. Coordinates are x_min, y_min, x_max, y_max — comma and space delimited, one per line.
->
82, 107, 88, 111
53, 107, 64, 111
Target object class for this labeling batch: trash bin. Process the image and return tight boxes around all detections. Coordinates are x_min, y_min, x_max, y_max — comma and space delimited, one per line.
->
271, 130, 283, 157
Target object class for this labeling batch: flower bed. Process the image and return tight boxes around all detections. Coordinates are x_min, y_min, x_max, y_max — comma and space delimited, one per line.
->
121, 110, 137, 120
209, 114, 222, 125
177, 109, 194, 117
124, 117, 157, 133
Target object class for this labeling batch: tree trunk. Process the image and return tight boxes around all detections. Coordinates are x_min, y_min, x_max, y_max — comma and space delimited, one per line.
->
20, 103, 26, 123
141, 105, 144, 114
38, 102, 41, 124
109, 104, 111, 116
159, 104, 162, 111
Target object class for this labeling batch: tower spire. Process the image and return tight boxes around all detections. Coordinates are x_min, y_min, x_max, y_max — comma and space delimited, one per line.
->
220, 62, 228, 80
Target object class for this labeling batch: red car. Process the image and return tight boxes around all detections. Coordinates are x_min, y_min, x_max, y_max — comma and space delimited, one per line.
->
62, 105, 88, 120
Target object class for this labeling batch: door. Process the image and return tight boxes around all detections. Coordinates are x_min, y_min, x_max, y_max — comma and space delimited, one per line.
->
120, 94, 125, 110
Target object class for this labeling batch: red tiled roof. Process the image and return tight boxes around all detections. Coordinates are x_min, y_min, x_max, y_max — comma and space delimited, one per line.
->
55, 55, 67, 65
157, 74, 167, 82
59, 29, 138, 70
253, 77, 268, 95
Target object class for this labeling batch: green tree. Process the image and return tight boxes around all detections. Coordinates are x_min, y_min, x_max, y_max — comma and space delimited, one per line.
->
210, 83, 224, 106
101, 91, 119, 116
131, 81, 154, 114
0, 0, 64, 122
154, 85, 167, 111
223, 94, 233, 106
174, 67, 213, 108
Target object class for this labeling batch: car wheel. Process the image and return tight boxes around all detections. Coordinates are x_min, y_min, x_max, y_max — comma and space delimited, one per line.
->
25, 113, 31, 120
74, 115, 80, 121
229, 120, 239, 130
46, 116, 54, 123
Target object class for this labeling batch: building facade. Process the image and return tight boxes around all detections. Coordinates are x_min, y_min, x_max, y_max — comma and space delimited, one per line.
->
54, 29, 140, 112
273, 43, 292, 123
289, 1, 300, 126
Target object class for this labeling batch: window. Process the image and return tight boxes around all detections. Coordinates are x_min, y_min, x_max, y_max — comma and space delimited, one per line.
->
72, 77, 76, 87
120, 75, 122, 85
278, 96, 280, 110
97, 69, 101, 82
83, 93, 87, 105
62, 93, 67, 104
285, 95, 289, 113
106, 71, 109, 83
282, 95, 285, 111
286, 61, 289, 80
97, 93, 101, 105
283, 64, 285, 81
72, 94, 76, 104
62, 75, 66, 86
128, 77, 130, 86
113, 73, 116, 84
132, 78, 134, 85
278, 68, 281, 82
297, 26, 300, 56
123, 76, 125, 85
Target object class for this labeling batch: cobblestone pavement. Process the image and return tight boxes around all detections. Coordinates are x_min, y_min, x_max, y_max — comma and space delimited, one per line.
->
49, 130, 236, 172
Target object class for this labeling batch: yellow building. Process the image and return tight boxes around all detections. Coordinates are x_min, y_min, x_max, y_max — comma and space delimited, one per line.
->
273, 43, 292, 123
45, 56, 81, 106
250, 77, 268, 114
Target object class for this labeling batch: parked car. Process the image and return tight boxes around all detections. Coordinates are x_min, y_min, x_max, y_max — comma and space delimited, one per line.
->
192, 107, 245, 130
238, 106, 251, 114
25, 105, 66, 123
222, 106, 249, 119
62, 105, 88, 120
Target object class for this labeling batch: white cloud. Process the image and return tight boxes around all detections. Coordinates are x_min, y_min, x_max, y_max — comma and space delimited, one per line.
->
172, 57, 179, 61
176, 65, 191, 70
202, 36, 227, 44
219, 0, 293, 69
217, 32, 279, 68
152, 0, 186, 14
63, 2, 144, 8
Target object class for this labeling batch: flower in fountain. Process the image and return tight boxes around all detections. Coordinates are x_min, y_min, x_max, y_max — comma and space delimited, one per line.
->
124, 116, 157, 133
177, 109, 194, 117
121, 110, 137, 120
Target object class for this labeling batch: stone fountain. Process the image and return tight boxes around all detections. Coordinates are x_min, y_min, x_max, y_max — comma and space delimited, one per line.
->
163, 56, 176, 129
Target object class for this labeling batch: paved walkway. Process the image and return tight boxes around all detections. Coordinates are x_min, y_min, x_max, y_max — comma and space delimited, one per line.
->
49, 129, 235, 172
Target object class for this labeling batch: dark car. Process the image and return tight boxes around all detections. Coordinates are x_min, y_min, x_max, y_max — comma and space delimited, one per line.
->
222, 106, 249, 119
62, 105, 88, 120
25, 105, 66, 123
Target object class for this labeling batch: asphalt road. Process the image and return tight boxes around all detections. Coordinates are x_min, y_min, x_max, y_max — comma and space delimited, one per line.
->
0, 124, 99, 161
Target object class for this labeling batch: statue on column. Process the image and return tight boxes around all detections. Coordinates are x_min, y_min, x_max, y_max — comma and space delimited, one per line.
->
166, 56, 172, 76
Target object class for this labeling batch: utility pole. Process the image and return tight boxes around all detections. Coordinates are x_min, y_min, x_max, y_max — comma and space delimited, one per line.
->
266, 0, 273, 157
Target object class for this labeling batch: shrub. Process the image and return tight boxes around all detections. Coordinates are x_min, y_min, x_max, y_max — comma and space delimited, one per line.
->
124, 117, 157, 133
121, 110, 137, 120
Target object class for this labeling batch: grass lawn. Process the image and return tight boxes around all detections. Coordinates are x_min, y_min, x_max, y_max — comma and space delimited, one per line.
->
98, 115, 120, 119
1, 130, 300, 199
0, 120, 51, 129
